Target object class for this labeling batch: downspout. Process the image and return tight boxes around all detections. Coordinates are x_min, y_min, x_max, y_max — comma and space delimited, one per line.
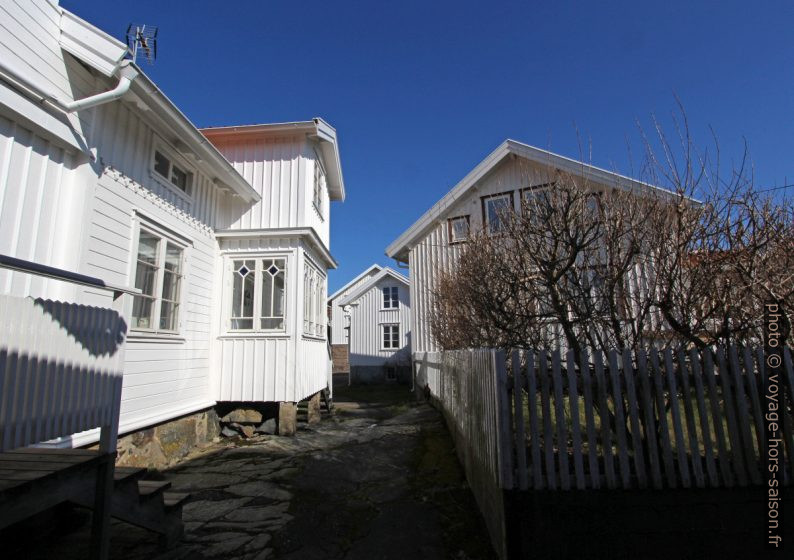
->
0, 58, 139, 113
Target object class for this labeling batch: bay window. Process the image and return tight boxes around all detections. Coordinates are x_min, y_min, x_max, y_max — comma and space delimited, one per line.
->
229, 257, 286, 332
303, 262, 326, 338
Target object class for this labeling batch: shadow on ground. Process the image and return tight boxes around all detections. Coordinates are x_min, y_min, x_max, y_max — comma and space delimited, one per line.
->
2, 384, 495, 560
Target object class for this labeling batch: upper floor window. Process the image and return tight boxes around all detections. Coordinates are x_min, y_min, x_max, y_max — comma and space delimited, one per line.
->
448, 215, 470, 243
313, 158, 325, 218
152, 141, 193, 195
482, 192, 514, 234
382, 286, 399, 309
303, 262, 326, 338
132, 227, 185, 333
229, 257, 286, 331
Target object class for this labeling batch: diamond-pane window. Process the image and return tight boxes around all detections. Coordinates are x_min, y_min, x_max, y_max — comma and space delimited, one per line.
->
237, 265, 250, 277
268, 265, 279, 275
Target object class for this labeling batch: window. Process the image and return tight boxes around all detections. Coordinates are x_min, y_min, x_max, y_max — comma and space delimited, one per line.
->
382, 286, 399, 309
132, 228, 185, 333
313, 157, 325, 218
482, 192, 514, 234
229, 257, 286, 331
303, 262, 326, 338
448, 215, 470, 243
382, 324, 400, 350
152, 145, 192, 195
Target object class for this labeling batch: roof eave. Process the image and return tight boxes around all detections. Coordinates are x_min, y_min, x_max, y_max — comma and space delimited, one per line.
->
128, 70, 260, 204
337, 267, 410, 306
328, 263, 382, 301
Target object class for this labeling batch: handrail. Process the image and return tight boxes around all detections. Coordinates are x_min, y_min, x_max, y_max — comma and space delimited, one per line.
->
0, 254, 140, 298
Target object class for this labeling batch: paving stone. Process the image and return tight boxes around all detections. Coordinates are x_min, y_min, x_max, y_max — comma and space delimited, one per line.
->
182, 498, 251, 522
223, 503, 290, 522
226, 481, 292, 500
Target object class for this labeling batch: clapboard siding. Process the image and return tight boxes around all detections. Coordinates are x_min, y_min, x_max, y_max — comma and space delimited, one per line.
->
348, 275, 411, 367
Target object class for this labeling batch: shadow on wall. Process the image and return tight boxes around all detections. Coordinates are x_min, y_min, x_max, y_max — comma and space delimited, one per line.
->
34, 298, 127, 358
349, 345, 412, 385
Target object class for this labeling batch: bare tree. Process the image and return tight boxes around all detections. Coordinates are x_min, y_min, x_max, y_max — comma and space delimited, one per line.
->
431, 109, 793, 353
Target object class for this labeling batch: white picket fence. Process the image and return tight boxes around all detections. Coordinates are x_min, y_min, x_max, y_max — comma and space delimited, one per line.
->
418, 345, 794, 494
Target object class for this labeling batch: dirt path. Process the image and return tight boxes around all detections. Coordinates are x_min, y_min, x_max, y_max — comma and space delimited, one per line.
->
6, 385, 495, 559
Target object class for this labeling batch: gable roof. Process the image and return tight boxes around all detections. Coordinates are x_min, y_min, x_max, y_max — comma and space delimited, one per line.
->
328, 264, 382, 302
200, 118, 345, 201
385, 139, 674, 262
337, 267, 410, 307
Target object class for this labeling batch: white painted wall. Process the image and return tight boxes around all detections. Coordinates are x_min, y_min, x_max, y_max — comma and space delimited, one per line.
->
328, 265, 381, 345
346, 272, 411, 368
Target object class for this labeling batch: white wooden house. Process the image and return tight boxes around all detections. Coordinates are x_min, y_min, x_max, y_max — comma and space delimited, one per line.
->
333, 266, 411, 383
328, 263, 382, 346
385, 139, 669, 364
0, 0, 343, 444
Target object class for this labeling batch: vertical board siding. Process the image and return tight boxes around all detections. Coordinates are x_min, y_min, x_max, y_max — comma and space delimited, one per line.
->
329, 267, 381, 345
212, 136, 305, 231
0, 114, 78, 299
0, 294, 125, 451
348, 276, 411, 368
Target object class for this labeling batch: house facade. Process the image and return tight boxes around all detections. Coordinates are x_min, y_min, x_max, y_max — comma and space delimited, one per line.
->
0, 0, 343, 447
385, 139, 666, 362
334, 266, 411, 383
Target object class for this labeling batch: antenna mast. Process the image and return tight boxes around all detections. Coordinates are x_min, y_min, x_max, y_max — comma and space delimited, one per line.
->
126, 24, 158, 65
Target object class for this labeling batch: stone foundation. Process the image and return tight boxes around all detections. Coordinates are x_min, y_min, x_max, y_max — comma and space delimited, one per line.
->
331, 344, 349, 373
115, 408, 221, 469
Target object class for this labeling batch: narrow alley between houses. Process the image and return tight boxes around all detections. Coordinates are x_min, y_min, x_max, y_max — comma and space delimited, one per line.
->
6, 385, 495, 560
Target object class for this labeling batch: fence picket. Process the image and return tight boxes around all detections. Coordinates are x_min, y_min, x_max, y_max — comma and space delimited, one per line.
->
539, 350, 556, 490
608, 350, 631, 488
663, 348, 691, 488
636, 349, 663, 488
567, 349, 585, 490
703, 349, 734, 487
551, 349, 571, 490
689, 348, 719, 487
677, 348, 705, 488
742, 347, 765, 463
593, 351, 616, 489
512, 350, 528, 490
649, 350, 677, 488
526, 352, 543, 489
716, 347, 747, 486
728, 346, 761, 485
580, 348, 601, 489
621, 349, 646, 488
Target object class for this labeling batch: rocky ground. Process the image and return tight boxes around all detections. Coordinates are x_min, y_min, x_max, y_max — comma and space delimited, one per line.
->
6, 384, 495, 559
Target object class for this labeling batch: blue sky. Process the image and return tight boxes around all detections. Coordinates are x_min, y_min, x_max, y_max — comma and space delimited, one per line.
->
63, 0, 794, 293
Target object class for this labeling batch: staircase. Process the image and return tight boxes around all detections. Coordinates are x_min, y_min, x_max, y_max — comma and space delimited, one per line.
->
72, 466, 189, 547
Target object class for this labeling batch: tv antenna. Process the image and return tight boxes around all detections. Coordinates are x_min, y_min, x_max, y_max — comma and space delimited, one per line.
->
126, 24, 158, 65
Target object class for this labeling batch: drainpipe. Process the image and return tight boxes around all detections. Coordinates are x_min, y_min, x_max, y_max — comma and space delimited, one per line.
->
0, 59, 139, 113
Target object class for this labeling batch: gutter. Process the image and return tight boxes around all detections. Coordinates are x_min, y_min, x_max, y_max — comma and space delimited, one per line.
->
0, 58, 139, 113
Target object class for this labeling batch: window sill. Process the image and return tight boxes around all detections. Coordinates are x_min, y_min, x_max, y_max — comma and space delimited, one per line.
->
302, 334, 327, 342
128, 332, 186, 344
218, 332, 290, 340
149, 170, 193, 203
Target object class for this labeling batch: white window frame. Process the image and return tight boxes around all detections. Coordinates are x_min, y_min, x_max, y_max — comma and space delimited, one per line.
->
150, 134, 194, 199
382, 286, 399, 309
482, 191, 514, 234
381, 324, 400, 351
312, 153, 326, 220
303, 259, 327, 339
448, 215, 470, 243
129, 216, 189, 337
225, 254, 289, 334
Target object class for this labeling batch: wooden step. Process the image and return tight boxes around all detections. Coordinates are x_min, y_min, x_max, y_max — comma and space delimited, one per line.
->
137, 480, 171, 502
114, 467, 147, 485
162, 492, 189, 513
